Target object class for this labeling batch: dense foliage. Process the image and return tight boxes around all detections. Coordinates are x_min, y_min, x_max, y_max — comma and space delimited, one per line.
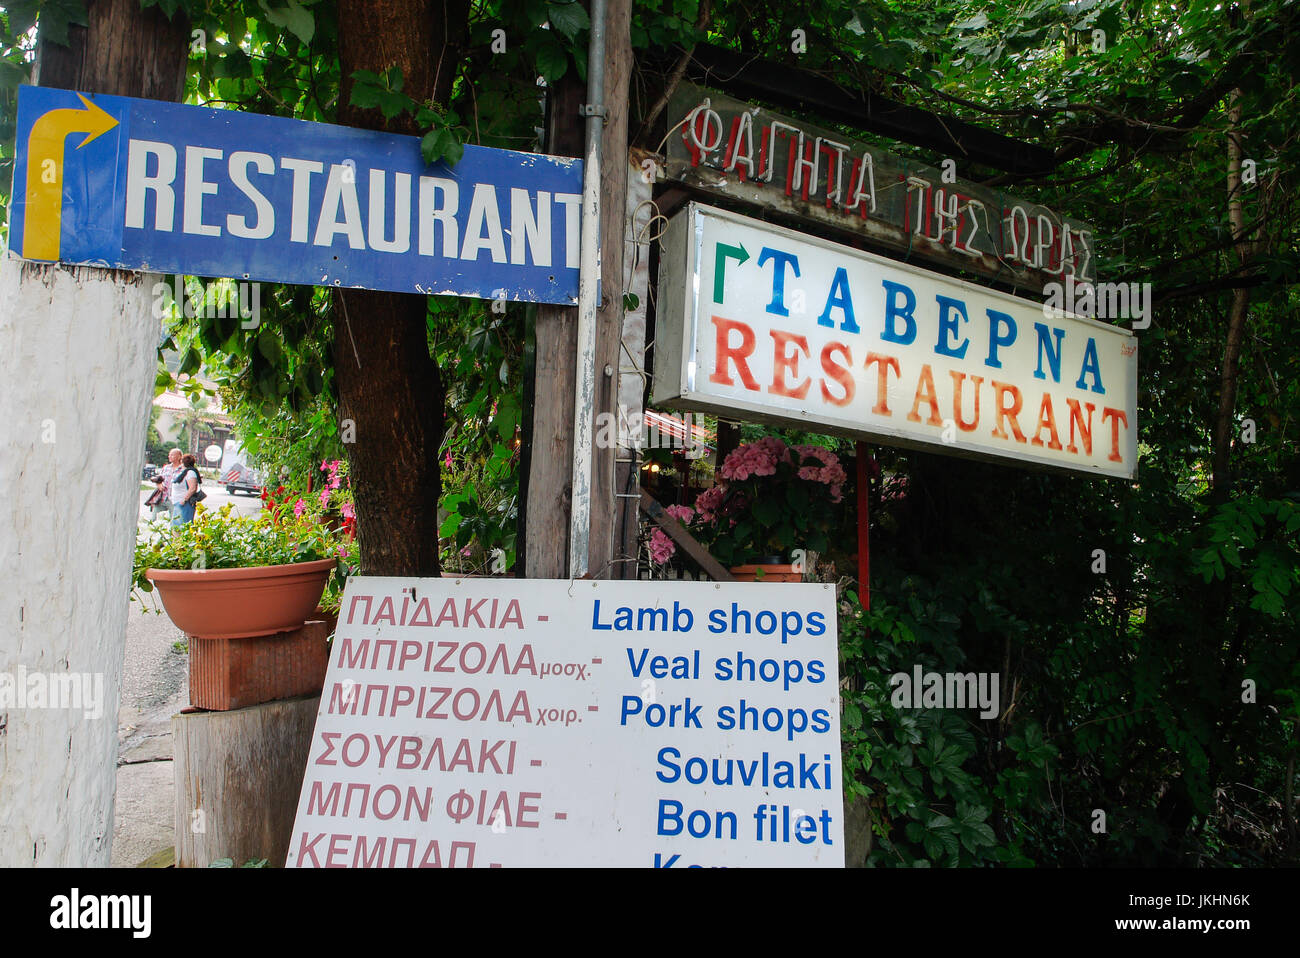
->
3, 0, 1296, 865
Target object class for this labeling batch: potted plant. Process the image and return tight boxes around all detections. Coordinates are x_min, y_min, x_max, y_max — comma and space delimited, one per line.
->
133, 504, 343, 638
650, 437, 846, 581
133, 504, 347, 711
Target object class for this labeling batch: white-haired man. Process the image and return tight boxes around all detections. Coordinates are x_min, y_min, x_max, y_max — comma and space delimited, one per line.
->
158, 448, 183, 521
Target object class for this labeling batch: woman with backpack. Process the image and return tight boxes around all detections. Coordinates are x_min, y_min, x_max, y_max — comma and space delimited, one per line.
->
172, 454, 205, 525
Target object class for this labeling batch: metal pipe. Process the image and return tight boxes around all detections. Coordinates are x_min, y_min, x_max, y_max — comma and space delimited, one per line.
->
569, 0, 607, 578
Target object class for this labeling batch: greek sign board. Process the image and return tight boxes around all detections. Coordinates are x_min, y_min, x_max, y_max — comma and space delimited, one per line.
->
7, 85, 582, 304
288, 577, 843, 868
663, 82, 1097, 293
653, 203, 1137, 479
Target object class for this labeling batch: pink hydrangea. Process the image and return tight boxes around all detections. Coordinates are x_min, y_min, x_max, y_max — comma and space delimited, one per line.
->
694, 484, 729, 522
665, 504, 694, 525
719, 436, 791, 480
794, 444, 847, 489
649, 528, 675, 564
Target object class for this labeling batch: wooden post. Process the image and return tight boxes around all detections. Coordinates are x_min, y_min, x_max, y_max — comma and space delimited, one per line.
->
587, 0, 633, 579
716, 422, 742, 465
523, 75, 584, 578
173, 695, 320, 867
524, 0, 632, 579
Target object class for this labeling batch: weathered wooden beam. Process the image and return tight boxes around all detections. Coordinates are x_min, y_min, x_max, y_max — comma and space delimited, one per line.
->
588, 0, 633, 579
640, 489, 735, 581
523, 73, 584, 578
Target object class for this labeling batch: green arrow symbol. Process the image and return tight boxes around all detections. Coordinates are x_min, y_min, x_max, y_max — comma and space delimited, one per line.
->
712, 242, 750, 304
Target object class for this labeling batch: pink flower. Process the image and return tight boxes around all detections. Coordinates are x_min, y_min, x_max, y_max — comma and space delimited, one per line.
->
694, 484, 729, 522
719, 437, 791, 480
341, 502, 355, 520
665, 504, 694, 525
319, 489, 331, 508
293, 498, 307, 518
794, 445, 846, 487
649, 528, 676, 564
336, 545, 350, 557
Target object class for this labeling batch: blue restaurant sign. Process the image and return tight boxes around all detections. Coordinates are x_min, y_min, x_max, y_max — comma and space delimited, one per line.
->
8, 85, 583, 304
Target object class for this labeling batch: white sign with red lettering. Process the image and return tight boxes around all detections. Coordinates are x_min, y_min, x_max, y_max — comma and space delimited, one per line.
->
288, 577, 843, 868
653, 203, 1138, 478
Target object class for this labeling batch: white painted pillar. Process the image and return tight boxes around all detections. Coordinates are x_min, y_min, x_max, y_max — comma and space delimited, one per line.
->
0, 255, 158, 866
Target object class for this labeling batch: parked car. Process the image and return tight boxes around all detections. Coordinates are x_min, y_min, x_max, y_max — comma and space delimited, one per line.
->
219, 439, 266, 496
142, 463, 159, 480
223, 466, 265, 496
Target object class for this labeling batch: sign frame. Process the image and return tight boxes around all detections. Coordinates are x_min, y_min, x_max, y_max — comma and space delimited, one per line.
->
653, 202, 1138, 479
662, 82, 1099, 294
7, 84, 584, 305
288, 576, 844, 868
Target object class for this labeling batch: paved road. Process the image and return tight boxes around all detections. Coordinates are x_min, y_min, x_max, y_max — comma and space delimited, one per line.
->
114, 481, 264, 865
137, 479, 264, 524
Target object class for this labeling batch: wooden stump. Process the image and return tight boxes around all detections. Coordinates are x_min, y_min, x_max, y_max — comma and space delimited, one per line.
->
173, 695, 320, 867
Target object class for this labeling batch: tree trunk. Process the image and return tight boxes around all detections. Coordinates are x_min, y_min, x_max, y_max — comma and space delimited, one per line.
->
1211, 88, 1255, 498
333, 0, 470, 576
0, 0, 189, 867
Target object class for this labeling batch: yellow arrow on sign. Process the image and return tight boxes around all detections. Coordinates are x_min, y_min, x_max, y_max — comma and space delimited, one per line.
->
21, 93, 119, 261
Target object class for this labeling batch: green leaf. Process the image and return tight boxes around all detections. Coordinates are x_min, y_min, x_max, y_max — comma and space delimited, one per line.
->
536, 37, 568, 82
257, 330, 281, 365
547, 0, 590, 40
421, 130, 447, 165
259, 0, 315, 45
178, 347, 201, 376
441, 135, 465, 167
27, 0, 89, 47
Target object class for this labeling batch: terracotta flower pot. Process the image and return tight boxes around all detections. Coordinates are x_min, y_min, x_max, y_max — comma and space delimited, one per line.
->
146, 558, 337, 639
729, 563, 803, 582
